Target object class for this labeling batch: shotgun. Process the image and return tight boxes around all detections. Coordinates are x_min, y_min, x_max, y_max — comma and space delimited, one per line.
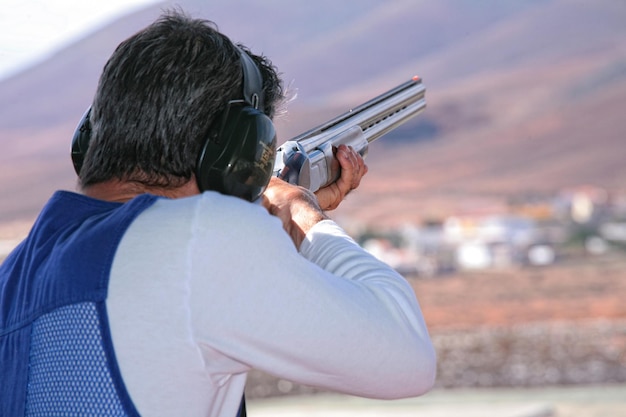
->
274, 75, 426, 192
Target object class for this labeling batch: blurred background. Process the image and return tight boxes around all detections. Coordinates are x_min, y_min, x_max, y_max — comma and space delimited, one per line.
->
1, 1, 625, 415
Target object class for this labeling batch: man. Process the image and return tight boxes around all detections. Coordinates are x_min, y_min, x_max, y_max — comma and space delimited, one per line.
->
0, 10, 436, 417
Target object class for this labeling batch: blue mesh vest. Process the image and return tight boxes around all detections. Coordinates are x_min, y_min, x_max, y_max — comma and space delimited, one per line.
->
0, 190, 158, 416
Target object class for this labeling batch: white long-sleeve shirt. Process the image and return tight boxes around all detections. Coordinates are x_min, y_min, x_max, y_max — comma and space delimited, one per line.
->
106, 191, 436, 417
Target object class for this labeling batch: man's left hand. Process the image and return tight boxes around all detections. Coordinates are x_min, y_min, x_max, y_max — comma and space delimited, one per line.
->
314, 144, 368, 211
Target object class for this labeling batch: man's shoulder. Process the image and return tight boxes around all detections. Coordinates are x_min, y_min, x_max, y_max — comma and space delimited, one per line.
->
140, 191, 274, 229
151, 191, 263, 214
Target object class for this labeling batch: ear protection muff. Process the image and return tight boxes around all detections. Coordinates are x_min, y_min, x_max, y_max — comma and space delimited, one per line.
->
70, 107, 92, 175
196, 48, 277, 202
70, 47, 276, 202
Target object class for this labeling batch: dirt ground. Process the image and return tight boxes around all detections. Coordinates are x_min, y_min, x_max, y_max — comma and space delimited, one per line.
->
410, 251, 626, 332
410, 251, 626, 389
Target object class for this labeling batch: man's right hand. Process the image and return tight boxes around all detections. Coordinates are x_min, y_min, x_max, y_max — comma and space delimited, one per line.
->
262, 177, 328, 249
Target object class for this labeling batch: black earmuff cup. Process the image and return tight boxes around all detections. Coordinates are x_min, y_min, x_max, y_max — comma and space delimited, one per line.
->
71, 108, 93, 175
196, 103, 276, 202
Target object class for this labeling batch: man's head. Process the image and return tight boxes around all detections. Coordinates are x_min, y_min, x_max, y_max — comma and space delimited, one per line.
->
78, 10, 284, 198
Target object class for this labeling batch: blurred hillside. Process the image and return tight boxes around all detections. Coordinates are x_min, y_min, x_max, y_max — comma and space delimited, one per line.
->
0, 0, 625, 235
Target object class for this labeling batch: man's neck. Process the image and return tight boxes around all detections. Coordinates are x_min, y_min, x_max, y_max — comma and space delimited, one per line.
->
81, 178, 201, 203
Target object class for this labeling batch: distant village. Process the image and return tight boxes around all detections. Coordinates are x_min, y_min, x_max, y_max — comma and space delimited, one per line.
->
353, 185, 626, 277
1, 185, 625, 271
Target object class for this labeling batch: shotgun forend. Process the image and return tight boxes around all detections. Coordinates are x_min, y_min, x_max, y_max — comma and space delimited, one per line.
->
274, 76, 427, 192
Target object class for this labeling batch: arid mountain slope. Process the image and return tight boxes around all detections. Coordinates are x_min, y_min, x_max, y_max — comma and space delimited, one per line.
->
0, 0, 624, 234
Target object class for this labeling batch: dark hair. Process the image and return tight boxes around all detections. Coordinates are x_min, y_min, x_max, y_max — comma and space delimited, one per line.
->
80, 10, 284, 188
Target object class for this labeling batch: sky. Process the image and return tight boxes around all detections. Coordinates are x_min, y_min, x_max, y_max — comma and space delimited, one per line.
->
0, 0, 161, 81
